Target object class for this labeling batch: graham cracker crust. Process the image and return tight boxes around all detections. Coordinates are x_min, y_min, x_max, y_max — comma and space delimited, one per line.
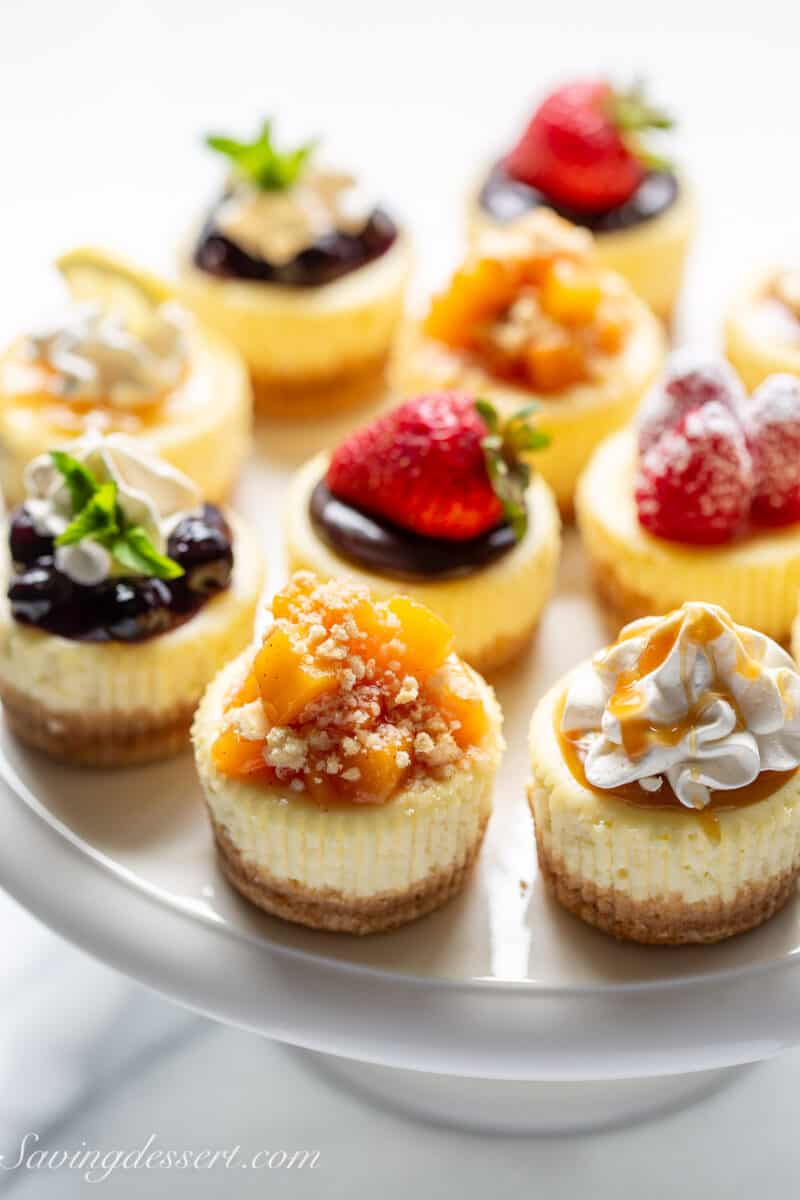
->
251, 353, 390, 417
0, 681, 196, 768
212, 817, 488, 935
534, 823, 800, 945
588, 555, 659, 628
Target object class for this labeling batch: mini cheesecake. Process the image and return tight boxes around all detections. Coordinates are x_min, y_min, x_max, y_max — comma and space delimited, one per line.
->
577, 359, 800, 643
725, 268, 800, 391
178, 119, 411, 414
394, 210, 664, 516
193, 572, 504, 934
284, 392, 560, 673
530, 602, 800, 944
0, 435, 264, 766
466, 79, 694, 323
0, 249, 251, 506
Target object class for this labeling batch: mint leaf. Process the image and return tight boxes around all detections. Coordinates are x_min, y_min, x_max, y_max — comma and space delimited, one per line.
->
112, 525, 184, 580
56, 482, 120, 547
50, 450, 99, 513
205, 120, 316, 192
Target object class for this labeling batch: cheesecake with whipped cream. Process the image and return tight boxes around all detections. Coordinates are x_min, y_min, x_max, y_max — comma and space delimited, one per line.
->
178, 120, 410, 413
529, 602, 800, 944
0, 434, 264, 766
193, 572, 504, 934
0, 256, 251, 505
725, 267, 800, 390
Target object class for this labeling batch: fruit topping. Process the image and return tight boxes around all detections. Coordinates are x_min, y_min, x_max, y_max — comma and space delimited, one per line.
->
326, 391, 547, 544
195, 119, 397, 287
212, 573, 494, 805
635, 401, 753, 545
8, 503, 233, 642
745, 375, 800, 526
504, 79, 673, 213
423, 211, 630, 393
637, 352, 745, 453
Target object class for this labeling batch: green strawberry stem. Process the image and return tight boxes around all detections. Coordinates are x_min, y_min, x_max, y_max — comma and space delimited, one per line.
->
607, 81, 674, 175
475, 399, 550, 541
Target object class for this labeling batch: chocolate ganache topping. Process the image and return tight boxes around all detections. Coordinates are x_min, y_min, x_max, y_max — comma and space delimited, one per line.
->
478, 160, 679, 235
309, 480, 518, 581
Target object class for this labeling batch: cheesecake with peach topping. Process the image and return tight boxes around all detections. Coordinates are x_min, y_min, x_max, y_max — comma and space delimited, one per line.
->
394, 210, 664, 513
577, 354, 800, 642
192, 573, 503, 933
0, 249, 251, 506
725, 268, 800, 390
529, 602, 800, 944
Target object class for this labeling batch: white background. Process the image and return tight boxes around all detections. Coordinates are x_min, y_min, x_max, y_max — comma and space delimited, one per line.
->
2, 0, 800, 1195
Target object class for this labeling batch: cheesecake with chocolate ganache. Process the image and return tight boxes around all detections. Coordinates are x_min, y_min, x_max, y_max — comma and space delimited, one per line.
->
466, 79, 694, 322
529, 602, 800, 944
178, 119, 411, 413
0, 434, 264, 766
284, 391, 561, 673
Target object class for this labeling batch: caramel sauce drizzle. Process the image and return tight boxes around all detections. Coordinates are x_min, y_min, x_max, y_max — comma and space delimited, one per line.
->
561, 607, 797, 839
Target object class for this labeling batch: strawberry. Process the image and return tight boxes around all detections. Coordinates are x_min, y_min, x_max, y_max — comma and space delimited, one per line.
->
325, 392, 549, 542
637, 352, 746, 454
505, 79, 672, 213
635, 402, 753, 545
745, 374, 800, 527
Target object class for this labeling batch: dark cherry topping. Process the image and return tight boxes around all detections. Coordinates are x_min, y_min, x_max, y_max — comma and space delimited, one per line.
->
478, 161, 678, 234
7, 503, 234, 642
193, 199, 397, 288
309, 480, 518, 582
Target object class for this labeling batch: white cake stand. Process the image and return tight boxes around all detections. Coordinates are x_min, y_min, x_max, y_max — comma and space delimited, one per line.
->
2, 443, 800, 1135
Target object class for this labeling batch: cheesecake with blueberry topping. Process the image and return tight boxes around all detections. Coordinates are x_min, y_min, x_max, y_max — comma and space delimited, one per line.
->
0, 434, 264, 766
178, 119, 411, 413
576, 354, 800, 642
466, 79, 694, 322
193, 573, 503, 934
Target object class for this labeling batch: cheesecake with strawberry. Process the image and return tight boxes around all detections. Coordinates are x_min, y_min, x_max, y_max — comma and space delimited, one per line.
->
395, 209, 664, 513
192, 572, 504, 934
178, 119, 410, 414
725, 267, 800, 391
467, 79, 694, 322
284, 391, 561, 672
577, 354, 800, 642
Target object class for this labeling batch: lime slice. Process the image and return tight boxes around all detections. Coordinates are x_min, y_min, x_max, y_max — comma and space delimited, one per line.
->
56, 247, 173, 331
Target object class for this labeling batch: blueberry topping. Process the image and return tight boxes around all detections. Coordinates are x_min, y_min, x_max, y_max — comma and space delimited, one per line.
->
6, 502, 234, 642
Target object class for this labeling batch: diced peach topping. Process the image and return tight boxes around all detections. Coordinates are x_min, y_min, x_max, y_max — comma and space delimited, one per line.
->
211, 573, 491, 805
422, 215, 629, 395
253, 626, 338, 725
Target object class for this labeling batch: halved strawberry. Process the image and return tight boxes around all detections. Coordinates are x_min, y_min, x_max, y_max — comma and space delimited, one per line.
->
505, 79, 672, 213
325, 392, 549, 542
635, 402, 753, 545
745, 375, 800, 527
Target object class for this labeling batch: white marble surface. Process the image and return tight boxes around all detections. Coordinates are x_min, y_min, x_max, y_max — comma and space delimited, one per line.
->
2, 0, 800, 1192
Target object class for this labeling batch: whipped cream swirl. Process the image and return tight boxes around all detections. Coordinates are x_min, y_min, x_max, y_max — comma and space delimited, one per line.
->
562, 602, 800, 809
23, 433, 200, 586
22, 302, 188, 409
